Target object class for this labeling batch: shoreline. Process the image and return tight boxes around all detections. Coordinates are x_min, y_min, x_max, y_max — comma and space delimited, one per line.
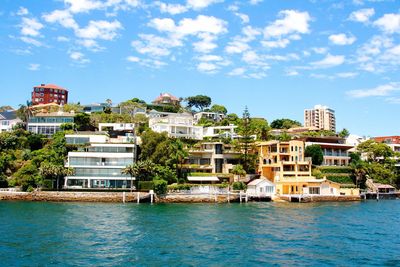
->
0, 191, 364, 203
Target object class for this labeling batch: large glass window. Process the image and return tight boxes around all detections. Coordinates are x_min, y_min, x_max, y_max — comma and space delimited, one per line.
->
69, 157, 133, 166
74, 168, 130, 177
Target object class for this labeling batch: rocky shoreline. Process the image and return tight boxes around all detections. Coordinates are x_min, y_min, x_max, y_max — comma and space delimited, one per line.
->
0, 191, 364, 203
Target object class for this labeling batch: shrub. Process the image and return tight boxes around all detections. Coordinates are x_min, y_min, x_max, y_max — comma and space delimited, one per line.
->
0, 174, 8, 188
232, 181, 246, 190
326, 175, 354, 184
138, 181, 154, 191
154, 179, 168, 195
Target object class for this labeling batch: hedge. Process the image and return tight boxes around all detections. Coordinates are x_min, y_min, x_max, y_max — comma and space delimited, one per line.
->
326, 175, 354, 184
318, 167, 353, 174
138, 181, 154, 190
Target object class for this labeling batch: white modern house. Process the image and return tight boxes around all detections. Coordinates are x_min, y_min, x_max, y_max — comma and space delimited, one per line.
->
98, 123, 135, 132
64, 133, 137, 189
149, 113, 203, 140
27, 111, 75, 137
0, 111, 22, 132
203, 125, 239, 139
194, 111, 225, 124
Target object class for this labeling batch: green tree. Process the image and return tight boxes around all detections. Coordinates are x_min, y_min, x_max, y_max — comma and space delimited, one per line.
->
169, 139, 188, 178
209, 104, 228, 115
186, 95, 212, 111
305, 145, 324, 166
153, 179, 168, 195
39, 162, 74, 190
338, 128, 350, 138
357, 140, 394, 163
270, 118, 302, 129
239, 106, 255, 173
122, 160, 156, 190
74, 113, 92, 131
232, 164, 246, 180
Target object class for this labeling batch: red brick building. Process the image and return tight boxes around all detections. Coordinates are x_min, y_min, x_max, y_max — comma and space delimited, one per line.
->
31, 84, 68, 105
373, 136, 400, 144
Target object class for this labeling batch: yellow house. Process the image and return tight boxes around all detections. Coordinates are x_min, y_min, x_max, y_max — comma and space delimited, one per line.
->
257, 140, 341, 195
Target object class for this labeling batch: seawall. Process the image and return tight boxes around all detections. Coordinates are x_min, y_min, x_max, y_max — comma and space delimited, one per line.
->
0, 191, 150, 203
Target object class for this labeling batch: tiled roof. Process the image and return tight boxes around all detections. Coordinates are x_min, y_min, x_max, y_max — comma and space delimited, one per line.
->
154, 93, 179, 102
0, 111, 17, 120
34, 84, 67, 91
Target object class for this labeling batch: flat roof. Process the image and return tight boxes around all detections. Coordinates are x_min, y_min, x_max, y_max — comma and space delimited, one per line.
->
187, 176, 219, 182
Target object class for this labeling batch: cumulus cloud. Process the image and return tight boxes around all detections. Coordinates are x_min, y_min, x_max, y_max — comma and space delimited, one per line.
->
348, 8, 375, 23
263, 10, 311, 49
20, 17, 43, 37
228, 67, 246, 76
43, 9, 79, 30
329, 33, 356, 45
186, 0, 222, 10
347, 82, 400, 98
156, 2, 188, 15
75, 20, 122, 40
20, 36, 43, 47
373, 13, 400, 34
69, 51, 90, 63
197, 62, 218, 73
311, 54, 345, 68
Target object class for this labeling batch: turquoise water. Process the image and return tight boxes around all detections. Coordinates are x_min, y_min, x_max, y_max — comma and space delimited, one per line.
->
1, 201, 399, 266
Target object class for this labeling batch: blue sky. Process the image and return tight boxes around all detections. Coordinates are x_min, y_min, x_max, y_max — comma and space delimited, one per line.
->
0, 0, 399, 136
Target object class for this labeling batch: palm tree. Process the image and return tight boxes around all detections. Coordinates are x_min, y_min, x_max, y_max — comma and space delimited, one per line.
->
39, 162, 74, 190
121, 160, 156, 191
170, 139, 188, 179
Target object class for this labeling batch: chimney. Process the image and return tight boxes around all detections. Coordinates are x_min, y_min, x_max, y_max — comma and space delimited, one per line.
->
41, 83, 45, 86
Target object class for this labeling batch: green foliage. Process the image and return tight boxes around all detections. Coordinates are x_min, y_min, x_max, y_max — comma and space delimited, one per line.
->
357, 140, 394, 163
318, 166, 353, 174
153, 179, 168, 195
74, 113, 92, 131
312, 168, 323, 179
0, 174, 8, 188
186, 95, 212, 111
301, 130, 336, 137
138, 181, 154, 191
270, 118, 302, 129
277, 132, 292, 141
232, 164, 246, 176
11, 161, 41, 191
146, 104, 180, 113
326, 175, 354, 184
154, 165, 178, 184
232, 181, 247, 190
60, 123, 75, 131
305, 145, 324, 166
63, 103, 83, 113
209, 104, 227, 115
338, 128, 350, 138
349, 152, 361, 163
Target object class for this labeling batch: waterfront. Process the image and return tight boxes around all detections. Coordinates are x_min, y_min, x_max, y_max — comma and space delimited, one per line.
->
1, 201, 399, 266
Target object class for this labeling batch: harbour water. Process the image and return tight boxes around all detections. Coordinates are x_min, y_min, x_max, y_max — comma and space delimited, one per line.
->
1, 201, 399, 266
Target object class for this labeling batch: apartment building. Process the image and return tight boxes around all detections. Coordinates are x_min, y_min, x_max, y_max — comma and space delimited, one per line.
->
304, 104, 336, 131
27, 111, 74, 136
257, 140, 341, 195
31, 84, 68, 105
194, 111, 225, 124
203, 125, 239, 139
185, 142, 241, 175
64, 133, 137, 189
149, 113, 203, 140
298, 136, 353, 166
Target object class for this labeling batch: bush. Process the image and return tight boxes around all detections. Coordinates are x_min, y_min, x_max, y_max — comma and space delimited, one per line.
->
0, 174, 8, 188
318, 167, 352, 174
27, 185, 34, 192
232, 181, 246, 190
154, 179, 168, 195
326, 175, 354, 184
138, 181, 154, 191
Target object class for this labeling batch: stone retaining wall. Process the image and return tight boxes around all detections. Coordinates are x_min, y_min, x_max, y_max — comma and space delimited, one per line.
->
0, 191, 150, 203
157, 194, 239, 203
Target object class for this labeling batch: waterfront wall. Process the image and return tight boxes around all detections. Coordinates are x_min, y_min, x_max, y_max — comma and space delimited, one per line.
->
0, 191, 150, 203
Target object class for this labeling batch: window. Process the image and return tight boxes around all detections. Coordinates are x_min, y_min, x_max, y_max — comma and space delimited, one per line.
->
309, 187, 320, 195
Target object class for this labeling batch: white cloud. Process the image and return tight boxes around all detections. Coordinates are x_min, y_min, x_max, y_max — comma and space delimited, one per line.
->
28, 63, 40, 71
156, 2, 188, 15
261, 38, 290, 48
197, 55, 223, 61
76, 20, 122, 40
348, 8, 375, 23
234, 12, 249, 24
20, 17, 43, 37
127, 56, 140, 62
373, 13, 400, 34
131, 34, 182, 57
336, 72, 359, 78
57, 36, 70, 42
65, 0, 104, 13
347, 82, 400, 98
228, 67, 246, 76
311, 54, 345, 68
264, 10, 311, 38
197, 62, 218, 72
329, 33, 356, 45
225, 41, 250, 54
386, 97, 400, 104
312, 47, 328, 54
186, 0, 222, 10
20, 36, 43, 46
17, 7, 28, 16
77, 39, 104, 51
43, 9, 79, 30
310, 72, 358, 79
69, 51, 90, 63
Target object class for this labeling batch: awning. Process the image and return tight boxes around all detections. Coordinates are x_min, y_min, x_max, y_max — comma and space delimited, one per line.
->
187, 176, 220, 182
